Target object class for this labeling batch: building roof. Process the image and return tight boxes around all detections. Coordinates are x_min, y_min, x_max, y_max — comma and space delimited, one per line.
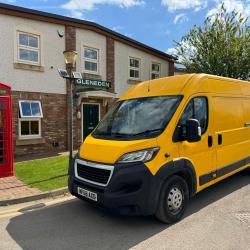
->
0, 3, 176, 62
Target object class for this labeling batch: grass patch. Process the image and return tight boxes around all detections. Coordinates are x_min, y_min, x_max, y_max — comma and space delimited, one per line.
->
15, 156, 69, 191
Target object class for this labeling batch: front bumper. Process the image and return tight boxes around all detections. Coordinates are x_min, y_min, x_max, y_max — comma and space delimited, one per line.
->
68, 157, 163, 216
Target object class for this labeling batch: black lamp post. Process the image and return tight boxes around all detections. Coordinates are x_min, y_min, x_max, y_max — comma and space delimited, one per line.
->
63, 50, 78, 163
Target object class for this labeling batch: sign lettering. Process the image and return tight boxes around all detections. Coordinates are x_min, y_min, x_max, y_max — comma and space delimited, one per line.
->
75, 79, 111, 89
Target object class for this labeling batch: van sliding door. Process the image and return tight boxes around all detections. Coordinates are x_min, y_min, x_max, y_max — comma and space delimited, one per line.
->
212, 96, 248, 181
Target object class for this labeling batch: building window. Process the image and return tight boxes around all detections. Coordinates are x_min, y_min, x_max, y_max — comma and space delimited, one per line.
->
18, 101, 43, 138
151, 63, 161, 79
17, 32, 40, 65
83, 47, 99, 74
129, 57, 140, 80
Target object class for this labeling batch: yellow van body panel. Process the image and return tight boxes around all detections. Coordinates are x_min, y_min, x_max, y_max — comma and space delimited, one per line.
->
79, 136, 158, 164
119, 74, 195, 100
79, 73, 250, 195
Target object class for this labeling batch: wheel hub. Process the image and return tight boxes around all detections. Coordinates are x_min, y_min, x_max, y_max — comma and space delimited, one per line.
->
167, 187, 183, 212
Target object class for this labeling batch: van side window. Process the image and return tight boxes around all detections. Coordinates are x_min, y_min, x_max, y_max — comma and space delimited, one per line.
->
179, 97, 208, 134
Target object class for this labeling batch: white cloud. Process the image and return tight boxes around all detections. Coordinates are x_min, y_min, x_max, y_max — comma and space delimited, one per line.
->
161, 0, 207, 12
112, 26, 123, 32
166, 41, 196, 62
207, 0, 250, 20
62, 0, 145, 13
70, 10, 85, 19
62, 0, 144, 19
174, 13, 189, 24
166, 47, 178, 55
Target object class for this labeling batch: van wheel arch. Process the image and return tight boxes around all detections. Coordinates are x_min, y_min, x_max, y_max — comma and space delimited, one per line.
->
155, 158, 197, 197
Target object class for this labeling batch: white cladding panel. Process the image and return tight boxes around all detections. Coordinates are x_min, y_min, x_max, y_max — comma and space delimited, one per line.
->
0, 14, 66, 94
114, 41, 169, 97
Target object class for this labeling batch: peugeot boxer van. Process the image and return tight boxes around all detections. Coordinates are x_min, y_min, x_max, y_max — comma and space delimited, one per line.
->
68, 74, 250, 223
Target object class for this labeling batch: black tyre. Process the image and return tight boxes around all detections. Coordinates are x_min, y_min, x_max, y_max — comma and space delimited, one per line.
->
155, 175, 189, 224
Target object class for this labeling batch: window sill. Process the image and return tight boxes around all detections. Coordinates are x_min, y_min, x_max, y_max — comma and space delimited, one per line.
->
14, 62, 45, 72
127, 79, 141, 85
82, 72, 102, 80
16, 137, 45, 146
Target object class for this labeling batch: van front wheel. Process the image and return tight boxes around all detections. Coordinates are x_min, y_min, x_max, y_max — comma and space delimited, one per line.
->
155, 175, 189, 224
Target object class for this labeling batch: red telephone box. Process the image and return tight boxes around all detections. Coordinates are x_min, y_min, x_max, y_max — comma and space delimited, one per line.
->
0, 81, 13, 178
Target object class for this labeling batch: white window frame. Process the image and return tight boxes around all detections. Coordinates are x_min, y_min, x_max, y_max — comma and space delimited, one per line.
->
19, 100, 43, 118
17, 31, 41, 66
151, 62, 161, 80
129, 57, 141, 80
18, 118, 42, 139
83, 46, 99, 74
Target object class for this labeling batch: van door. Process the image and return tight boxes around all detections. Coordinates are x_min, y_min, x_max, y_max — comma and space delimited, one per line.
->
175, 96, 216, 190
212, 96, 248, 182
243, 98, 250, 158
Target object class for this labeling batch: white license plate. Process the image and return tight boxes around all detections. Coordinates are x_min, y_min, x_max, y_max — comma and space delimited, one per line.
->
77, 187, 97, 202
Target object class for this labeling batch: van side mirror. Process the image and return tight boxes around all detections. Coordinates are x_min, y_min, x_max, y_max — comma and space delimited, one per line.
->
185, 119, 202, 142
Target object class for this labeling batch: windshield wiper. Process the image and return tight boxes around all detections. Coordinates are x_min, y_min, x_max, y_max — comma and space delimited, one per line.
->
94, 129, 164, 138
94, 132, 130, 137
131, 128, 164, 136
110, 133, 131, 138
93, 132, 111, 136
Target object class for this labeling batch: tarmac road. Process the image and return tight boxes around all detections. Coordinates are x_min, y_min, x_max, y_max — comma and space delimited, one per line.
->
0, 171, 249, 250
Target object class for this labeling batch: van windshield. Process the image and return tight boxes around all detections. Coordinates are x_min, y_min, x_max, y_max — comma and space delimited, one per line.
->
93, 96, 182, 140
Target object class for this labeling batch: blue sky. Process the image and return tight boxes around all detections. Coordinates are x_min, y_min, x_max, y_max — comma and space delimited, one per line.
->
3, 0, 250, 55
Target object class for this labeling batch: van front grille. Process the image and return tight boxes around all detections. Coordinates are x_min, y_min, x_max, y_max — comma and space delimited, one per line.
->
75, 160, 114, 186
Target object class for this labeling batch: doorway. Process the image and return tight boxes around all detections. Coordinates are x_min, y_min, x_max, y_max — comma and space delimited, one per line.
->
82, 103, 100, 140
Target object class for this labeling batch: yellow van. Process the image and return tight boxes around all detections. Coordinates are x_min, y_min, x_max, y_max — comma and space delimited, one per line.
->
68, 74, 250, 223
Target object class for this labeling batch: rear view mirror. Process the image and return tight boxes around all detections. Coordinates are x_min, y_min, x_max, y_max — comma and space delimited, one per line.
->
185, 119, 201, 142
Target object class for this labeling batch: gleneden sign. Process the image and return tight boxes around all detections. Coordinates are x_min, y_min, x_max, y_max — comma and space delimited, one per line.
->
75, 79, 111, 89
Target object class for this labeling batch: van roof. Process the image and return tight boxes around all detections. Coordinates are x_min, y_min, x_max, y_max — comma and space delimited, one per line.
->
119, 74, 250, 100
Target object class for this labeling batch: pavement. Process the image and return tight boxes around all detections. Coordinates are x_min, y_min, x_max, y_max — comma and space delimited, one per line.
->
0, 171, 249, 250
0, 176, 41, 201
0, 151, 75, 204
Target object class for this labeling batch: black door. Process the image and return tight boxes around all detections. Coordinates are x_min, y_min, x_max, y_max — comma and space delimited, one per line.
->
82, 104, 100, 139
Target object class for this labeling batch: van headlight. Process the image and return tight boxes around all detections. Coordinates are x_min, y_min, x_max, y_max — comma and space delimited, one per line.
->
117, 147, 160, 163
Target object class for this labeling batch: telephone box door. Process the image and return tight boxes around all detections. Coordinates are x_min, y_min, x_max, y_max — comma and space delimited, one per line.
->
0, 85, 13, 178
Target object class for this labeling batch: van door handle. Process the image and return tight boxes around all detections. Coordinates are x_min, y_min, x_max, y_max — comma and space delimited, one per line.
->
218, 134, 222, 145
208, 135, 213, 147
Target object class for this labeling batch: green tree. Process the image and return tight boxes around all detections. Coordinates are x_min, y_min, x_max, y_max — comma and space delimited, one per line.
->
175, 5, 250, 80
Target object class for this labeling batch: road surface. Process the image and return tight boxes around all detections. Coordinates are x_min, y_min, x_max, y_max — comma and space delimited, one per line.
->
0, 171, 249, 250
